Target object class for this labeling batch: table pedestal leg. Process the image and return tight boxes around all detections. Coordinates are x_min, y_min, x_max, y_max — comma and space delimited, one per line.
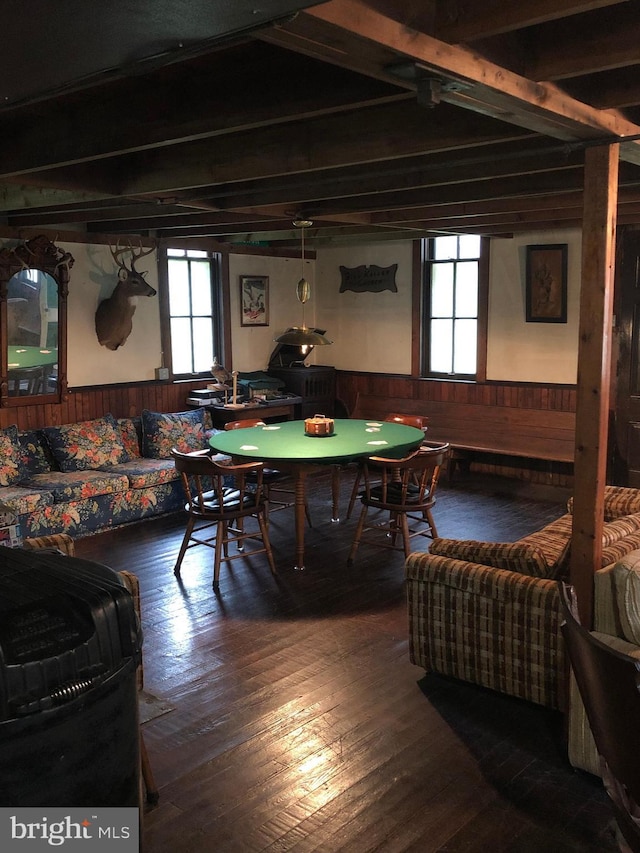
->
294, 471, 307, 570
331, 465, 341, 522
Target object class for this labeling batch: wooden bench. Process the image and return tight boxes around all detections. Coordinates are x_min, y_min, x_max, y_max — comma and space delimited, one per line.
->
351, 393, 576, 477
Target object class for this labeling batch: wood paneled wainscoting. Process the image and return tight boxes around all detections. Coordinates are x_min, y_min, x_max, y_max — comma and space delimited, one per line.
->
0, 380, 208, 433
0, 376, 580, 490
336, 371, 578, 489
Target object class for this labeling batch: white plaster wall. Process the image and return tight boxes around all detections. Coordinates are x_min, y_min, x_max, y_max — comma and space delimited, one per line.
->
487, 228, 581, 383
314, 242, 413, 373
29, 229, 583, 389
229, 253, 323, 372
65, 241, 162, 387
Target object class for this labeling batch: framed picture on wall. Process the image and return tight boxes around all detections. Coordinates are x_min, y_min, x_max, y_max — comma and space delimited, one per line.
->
240, 275, 269, 326
525, 243, 568, 323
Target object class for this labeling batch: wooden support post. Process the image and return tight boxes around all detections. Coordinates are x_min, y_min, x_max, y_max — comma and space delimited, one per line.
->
570, 143, 619, 627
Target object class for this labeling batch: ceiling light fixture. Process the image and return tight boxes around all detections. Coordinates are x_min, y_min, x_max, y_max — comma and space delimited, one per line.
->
274, 219, 333, 348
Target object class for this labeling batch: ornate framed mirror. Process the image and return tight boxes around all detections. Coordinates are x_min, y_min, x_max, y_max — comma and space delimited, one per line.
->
0, 235, 74, 406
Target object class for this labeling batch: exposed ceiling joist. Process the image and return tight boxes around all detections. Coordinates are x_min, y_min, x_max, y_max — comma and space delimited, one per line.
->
2, 0, 640, 245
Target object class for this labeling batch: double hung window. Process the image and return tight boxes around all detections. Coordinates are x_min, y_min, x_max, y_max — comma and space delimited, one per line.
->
165, 248, 223, 377
422, 235, 486, 379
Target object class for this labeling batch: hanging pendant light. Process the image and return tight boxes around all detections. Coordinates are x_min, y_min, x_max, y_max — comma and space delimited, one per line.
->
275, 219, 333, 347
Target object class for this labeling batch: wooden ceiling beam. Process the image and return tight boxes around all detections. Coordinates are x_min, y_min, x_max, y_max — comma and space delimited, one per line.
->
0, 44, 408, 178
524, 5, 640, 81
431, 0, 624, 42
297, 168, 588, 217
178, 224, 430, 243
374, 183, 640, 224
374, 192, 585, 223
0, 182, 115, 212
221, 140, 582, 211
88, 215, 300, 235
300, 1, 640, 160
127, 135, 539, 212
564, 68, 640, 110
400, 202, 640, 230
18, 101, 527, 201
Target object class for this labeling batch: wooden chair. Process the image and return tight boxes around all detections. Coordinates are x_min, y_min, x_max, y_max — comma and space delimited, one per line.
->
224, 418, 312, 526
345, 412, 430, 520
560, 583, 640, 853
7, 365, 45, 395
348, 441, 449, 564
172, 448, 276, 589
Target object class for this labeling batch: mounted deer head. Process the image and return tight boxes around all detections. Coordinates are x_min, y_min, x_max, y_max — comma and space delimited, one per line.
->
95, 239, 156, 350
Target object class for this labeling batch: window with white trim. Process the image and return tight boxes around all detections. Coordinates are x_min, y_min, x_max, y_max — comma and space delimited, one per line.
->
166, 248, 222, 377
423, 235, 483, 378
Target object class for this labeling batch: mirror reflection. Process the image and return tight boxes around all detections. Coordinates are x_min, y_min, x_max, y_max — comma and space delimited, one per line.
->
7, 269, 58, 396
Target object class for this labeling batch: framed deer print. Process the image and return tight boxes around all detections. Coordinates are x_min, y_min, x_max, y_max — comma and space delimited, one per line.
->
525, 243, 568, 323
240, 275, 269, 326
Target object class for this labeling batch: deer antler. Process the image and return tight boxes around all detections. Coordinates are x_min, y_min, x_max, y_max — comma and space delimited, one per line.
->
130, 239, 155, 263
109, 238, 133, 269
109, 238, 155, 269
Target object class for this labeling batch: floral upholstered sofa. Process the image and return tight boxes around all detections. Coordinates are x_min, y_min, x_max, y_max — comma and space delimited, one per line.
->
0, 407, 217, 539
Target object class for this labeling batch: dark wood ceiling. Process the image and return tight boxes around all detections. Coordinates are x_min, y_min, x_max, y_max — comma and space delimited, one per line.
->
4, 0, 640, 248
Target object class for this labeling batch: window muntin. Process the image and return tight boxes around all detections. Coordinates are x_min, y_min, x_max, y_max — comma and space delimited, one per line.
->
166, 248, 221, 377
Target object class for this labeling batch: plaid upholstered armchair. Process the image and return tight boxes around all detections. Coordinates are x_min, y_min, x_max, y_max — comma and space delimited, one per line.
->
405, 529, 569, 710
406, 487, 640, 714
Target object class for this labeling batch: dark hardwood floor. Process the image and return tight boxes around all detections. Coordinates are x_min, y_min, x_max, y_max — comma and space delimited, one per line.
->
74, 472, 619, 853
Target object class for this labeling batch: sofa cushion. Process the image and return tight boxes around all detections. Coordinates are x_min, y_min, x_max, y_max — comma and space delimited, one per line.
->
26, 469, 130, 502
141, 408, 209, 458
17, 429, 53, 476
600, 532, 640, 570
601, 550, 640, 645
102, 458, 179, 489
428, 538, 550, 578
601, 514, 640, 544
515, 513, 572, 578
117, 417, 142, 459
0, 425, 25, 486
559, 510, 640, 544
518, 513, 640, 578
568, 486, 640, 521
0, 484, 54, 516
42, 414, 130, 472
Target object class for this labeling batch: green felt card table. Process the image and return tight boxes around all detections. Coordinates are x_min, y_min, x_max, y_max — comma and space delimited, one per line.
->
7, 346, 58, 395
209, 418, 424, 569
8, 345, 58, 368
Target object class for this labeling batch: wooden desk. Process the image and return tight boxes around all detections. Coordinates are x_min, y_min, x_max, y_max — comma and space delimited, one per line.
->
197, 396, 302, 429
209, 418, 423, 570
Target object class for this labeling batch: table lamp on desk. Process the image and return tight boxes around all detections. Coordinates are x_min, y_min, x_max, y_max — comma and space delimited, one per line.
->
210, 357, 237, 407
224, 370, 244, 409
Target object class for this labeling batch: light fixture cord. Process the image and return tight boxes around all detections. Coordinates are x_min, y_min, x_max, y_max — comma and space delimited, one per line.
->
301, 224, 306, 329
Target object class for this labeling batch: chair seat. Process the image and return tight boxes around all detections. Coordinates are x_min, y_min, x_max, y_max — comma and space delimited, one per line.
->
251, 467, 281, 481
368, 482, 422, 504
190, 488, 257, 514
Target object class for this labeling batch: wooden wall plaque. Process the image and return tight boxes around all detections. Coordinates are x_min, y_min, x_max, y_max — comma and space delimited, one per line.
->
339, 264, 398, 293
